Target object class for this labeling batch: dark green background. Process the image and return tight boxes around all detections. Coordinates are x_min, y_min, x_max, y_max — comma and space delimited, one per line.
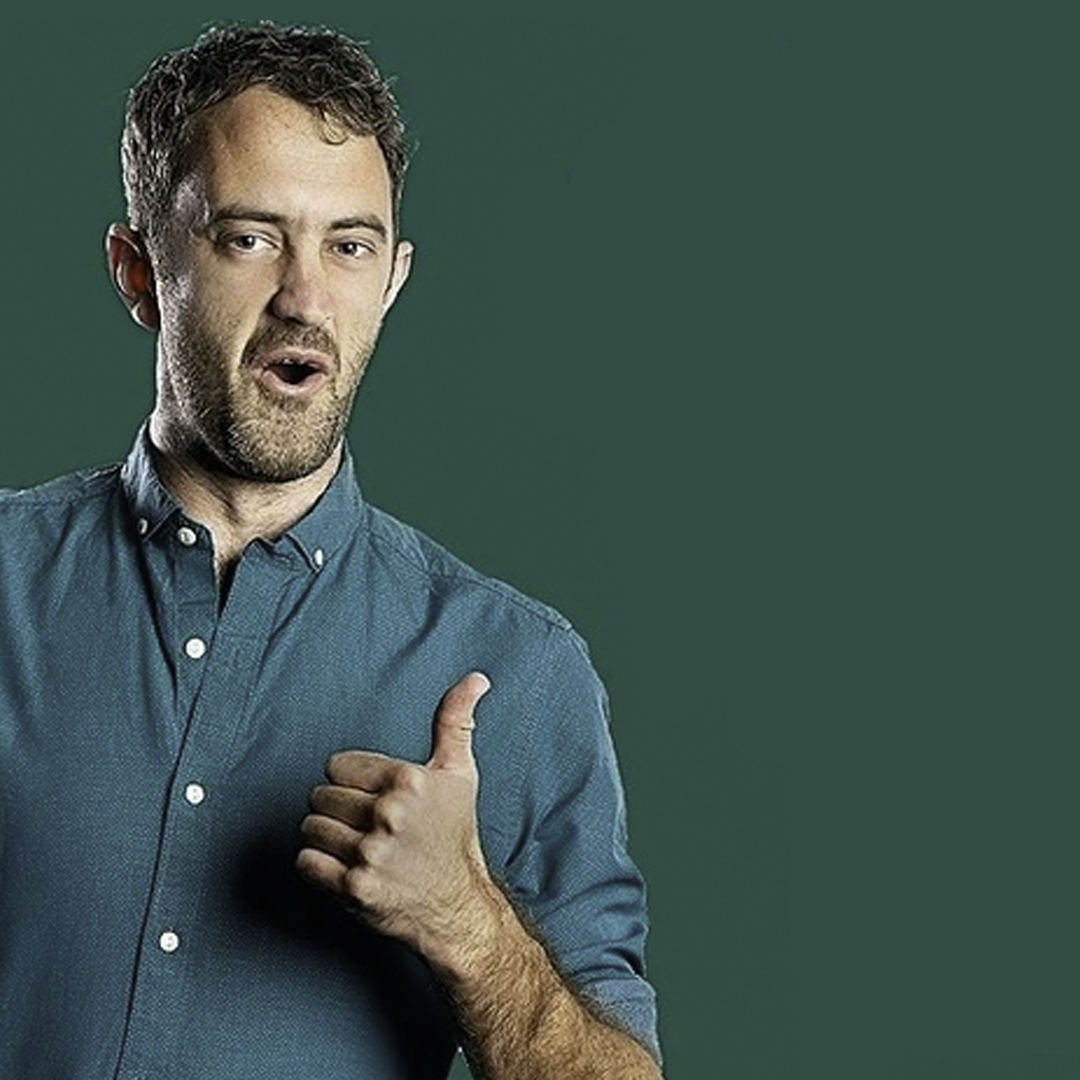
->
2, 4, 1075, 1078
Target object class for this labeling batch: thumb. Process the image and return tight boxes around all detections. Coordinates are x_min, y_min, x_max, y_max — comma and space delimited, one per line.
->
428, 671, 490, 771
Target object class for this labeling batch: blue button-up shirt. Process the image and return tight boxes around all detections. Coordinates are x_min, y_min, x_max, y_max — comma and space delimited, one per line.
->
0, 431, 657, 1079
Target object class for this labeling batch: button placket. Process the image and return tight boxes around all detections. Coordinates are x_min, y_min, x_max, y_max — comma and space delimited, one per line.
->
113, 514, 225, 1080
171, 521, 218, 717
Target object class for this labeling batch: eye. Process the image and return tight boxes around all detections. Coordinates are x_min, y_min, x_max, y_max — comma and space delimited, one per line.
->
333, 239, 375, 260
227, 233, 272, 253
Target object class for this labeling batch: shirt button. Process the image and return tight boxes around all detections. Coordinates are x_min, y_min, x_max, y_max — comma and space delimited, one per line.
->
159, 931, 180, 953
314, 548, 325, 569
184, 637, 207, 660
184, 783, 206, 806
136, 518, 149, 536
177, 526, 198, 546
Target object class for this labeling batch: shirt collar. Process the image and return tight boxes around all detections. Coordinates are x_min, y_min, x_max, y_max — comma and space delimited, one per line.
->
120, 424, 367, 572
284, 445, 366, 571
120, 425, 180, 542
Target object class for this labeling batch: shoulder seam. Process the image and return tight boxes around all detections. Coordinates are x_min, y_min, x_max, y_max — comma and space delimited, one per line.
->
359, 509, 574, 633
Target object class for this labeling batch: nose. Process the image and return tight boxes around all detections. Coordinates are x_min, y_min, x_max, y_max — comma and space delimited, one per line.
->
269, 247, 332, 326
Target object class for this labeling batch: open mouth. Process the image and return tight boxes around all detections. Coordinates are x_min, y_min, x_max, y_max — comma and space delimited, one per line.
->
268, 357, 322, 386
254, 349, 332, 394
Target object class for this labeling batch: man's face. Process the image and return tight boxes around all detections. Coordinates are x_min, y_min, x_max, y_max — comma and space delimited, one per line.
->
148, 85, 411, 482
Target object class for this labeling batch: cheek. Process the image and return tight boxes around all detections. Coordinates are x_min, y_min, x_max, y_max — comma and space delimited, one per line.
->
160, 301, 242, 377
182, 277, 257, 346
339, 284, 392, 336
181, 257, 272, 338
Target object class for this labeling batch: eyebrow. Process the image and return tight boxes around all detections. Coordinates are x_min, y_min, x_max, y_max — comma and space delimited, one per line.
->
205, 205, 388, 241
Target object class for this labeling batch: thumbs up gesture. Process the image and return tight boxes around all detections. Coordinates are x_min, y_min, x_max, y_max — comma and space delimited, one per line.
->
297, 673, 495, 961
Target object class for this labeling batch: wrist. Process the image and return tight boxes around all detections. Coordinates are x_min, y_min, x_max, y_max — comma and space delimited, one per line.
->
423, 869, 534, 987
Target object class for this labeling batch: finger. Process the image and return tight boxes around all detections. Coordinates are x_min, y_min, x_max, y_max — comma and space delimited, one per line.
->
309, 784, 378, 829
296, 846, 349, 893
427, 671, 490, 771
326, 750, 400, 791
300, 812, 364, 864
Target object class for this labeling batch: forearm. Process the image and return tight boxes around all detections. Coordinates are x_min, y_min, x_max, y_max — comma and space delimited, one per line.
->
428, 875, 662, 1080
298, 675, 661, 1076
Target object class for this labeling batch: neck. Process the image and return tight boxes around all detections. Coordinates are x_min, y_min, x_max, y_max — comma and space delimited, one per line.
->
149, 436, 342, 578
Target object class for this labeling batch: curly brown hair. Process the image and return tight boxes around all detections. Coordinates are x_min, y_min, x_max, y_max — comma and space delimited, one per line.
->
121, 22, 412, 246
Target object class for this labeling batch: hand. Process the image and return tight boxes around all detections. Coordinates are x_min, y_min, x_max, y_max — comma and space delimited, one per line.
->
296, 672, 494, 959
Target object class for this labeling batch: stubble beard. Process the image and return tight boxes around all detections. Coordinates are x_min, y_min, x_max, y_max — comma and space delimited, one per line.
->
166, 320, 375, 484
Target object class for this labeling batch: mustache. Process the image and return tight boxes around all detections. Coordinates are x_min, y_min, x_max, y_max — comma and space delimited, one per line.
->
242, 323, 339, 366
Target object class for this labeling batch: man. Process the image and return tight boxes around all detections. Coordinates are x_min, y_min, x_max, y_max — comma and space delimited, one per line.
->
0, 23, 661, 1080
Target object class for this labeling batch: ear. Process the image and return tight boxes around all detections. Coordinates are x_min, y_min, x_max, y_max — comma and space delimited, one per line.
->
106, 223, 160, 331
381, 239, 413, 316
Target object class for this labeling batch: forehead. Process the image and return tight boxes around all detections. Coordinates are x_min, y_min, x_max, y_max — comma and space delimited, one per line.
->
180, 85, 392, 224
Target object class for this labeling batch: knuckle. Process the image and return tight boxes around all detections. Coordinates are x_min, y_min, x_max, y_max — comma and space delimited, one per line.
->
343, 864, 372, 904
396, 762, 426, 796
372, 795, 404, 834
357, 831, 389, 867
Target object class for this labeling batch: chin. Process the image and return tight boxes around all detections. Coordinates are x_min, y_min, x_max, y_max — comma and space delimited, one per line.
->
219, 417, 346, 484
